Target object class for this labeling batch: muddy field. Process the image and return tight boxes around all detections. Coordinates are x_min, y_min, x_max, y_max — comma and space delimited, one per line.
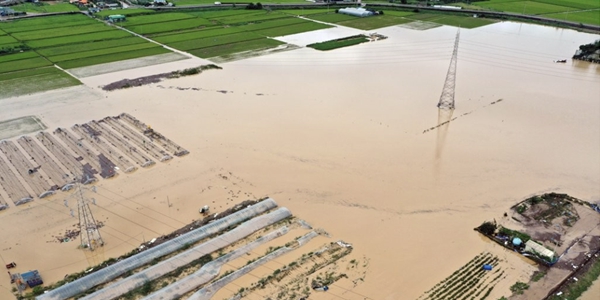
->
0, 113, 187, 208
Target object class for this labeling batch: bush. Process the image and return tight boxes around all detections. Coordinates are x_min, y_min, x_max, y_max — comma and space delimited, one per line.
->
478, 221, 496, 236
510, 282, 529, 295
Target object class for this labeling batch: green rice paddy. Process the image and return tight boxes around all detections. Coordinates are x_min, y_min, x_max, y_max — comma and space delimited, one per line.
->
307, 35, 370, 51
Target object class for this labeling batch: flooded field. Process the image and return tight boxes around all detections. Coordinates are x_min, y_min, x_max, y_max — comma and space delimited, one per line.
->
0, 20, 598, 300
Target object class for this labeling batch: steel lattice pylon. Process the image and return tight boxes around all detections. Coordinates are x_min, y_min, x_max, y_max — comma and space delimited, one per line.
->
76, 182, 104, 251
437, 29, 460, 110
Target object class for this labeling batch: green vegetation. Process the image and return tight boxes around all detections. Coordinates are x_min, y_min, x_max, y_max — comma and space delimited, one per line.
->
338, 15, 414, 30
95, 8, 154, 18
418, 252, 503, 300
499, 226, 531, 243
172, 0, 303, 5
545, 10, 600, 26
0, 51, 38, 63
308, 35, 370, 51
252, 21, 331, 37
548, 256, 600, 300
25, 31, 133, 48
189, 38, 284, 58
48, 43, 161, 62
307, 12, 358, 23
36, 37, 147, 57
0, 57, 52, 74
153, 27, 243, 43
125, 18, 213, 35
12, 24, 113, 41
123, 13, 197, 26
0, 35, 18, 45
169, 32, 263, 51
509, 281, 530, 295
0, 67, 81, 99
10, 2, 78, 13
57, 47, 170, 69
531, 270, 546, 282
445, 0, 600, 25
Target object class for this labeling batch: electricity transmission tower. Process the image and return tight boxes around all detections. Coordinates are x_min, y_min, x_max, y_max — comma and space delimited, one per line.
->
73, 181, 104, 251
437, 29, 460, 110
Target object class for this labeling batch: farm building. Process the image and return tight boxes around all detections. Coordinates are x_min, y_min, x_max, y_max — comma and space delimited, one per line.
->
338, 7, 374, 17
107, 14, 126, 22
21, 270, 43, 288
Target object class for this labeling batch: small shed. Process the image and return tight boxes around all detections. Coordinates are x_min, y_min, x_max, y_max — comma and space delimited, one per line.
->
338, 7, 374, 18
21, 270, 43, 288
107, 15, 126, 22
525, 240, 556, 260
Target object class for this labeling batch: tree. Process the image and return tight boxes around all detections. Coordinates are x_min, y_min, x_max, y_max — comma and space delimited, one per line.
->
400, 0, 407, 3
478, 221, 496, 236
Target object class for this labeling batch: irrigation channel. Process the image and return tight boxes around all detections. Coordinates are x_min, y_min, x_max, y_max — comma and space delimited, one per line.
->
17, 136, 74, 191
35, 132, 97, 184
0, 140, 54, 198
37, 199, 279, 300
80, 208, 292, 300
71, 124, 137, 174
0, 152, 32, 206
118, 113, 189, 157
188, 231, 319, 300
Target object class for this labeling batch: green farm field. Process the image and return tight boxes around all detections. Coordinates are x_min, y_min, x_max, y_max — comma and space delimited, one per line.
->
95, 8, 154, 18
152, 27, 243, 44
0, 51, 39, 63
307, 35, 369, 51
0, 67, 81, 99
56, 47, 170, 69
12, 24, 113, 41
337, 15, 415, 30
252, 21, 331, 36
25, 30, 133, 48
544, 10, 600, 25
36, 37, 148, 57
125, 18, 213, 35
47, 43, 161, 63
122, 13, 197, 26
0, 35, 18, 45
168, 32, 264, 51
404, 14, 497, 29
9, 3, 79, 13
188, 38, 284, 58
306, 12, 357, 23
0, 57, 52, 74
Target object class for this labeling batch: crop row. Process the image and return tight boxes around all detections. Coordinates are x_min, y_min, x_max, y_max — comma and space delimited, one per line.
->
0, 14, 92, 32
37, 37, 148, 57
0, 51, 38, 64
125, 18, 213, 35
123, 12, 197, 26
189, 38, 284, 59
57, 47, 170, 69
48, 43, 161, 63
3, 19, 98, 34
0, 35, 18, 46
153, 27, 242, 44
25, 30, 133, 48
13, 24, 114, 41
168, 32, 263, 51
0, 57, 52, 74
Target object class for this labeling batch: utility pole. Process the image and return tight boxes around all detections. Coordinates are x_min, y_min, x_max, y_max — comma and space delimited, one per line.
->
75, 181, 104, 251
437, 29, 460, 110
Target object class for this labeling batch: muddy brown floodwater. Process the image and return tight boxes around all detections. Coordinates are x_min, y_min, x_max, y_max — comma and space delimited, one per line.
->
0, 21, 598, 300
